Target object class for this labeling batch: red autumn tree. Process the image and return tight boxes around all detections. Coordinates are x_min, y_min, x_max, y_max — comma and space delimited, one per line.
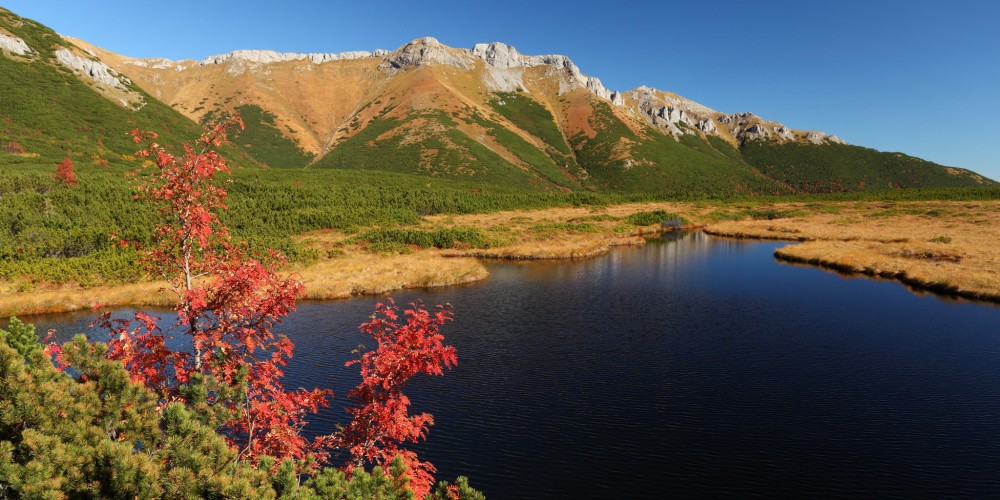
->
95, 116, 332, 467
338, 298, 458, 498
53, 156, 77, 186
44, 116, 469, 494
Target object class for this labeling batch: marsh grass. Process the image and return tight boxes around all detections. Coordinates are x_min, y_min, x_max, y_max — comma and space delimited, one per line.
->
7, 198, 1000, 315
706, 200, 1000, 302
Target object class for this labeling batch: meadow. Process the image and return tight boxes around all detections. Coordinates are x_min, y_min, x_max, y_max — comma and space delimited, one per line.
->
2, 153, 999, 316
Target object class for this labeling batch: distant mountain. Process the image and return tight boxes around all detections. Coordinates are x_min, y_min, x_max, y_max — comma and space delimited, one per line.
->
2, 7, 994, 194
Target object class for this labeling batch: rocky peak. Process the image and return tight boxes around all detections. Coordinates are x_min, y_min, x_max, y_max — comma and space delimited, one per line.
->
201, 49, 387, 66
0, 32, 31, 56
806, 131, 847, 144
719, 113, 845, 145
471, 42, 525, 68
381, 37, 474, 70
466, 41, 619, 104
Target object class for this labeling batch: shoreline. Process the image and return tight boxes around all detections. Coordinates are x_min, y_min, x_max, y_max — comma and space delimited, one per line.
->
703, 200, 1000, 306
773, 250, 1000, 304
4, 200, 999, 317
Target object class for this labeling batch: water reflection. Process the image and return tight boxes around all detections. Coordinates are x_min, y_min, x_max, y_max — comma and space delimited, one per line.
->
23, 232, 1000, 498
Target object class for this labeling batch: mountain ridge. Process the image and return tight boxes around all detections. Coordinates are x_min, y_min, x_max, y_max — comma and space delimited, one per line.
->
75, 36, 848, 151
1, 5, 993, 195
95, 37, 847, 143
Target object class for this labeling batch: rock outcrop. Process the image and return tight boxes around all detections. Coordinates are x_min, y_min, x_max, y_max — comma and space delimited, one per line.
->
56, 48, 130, 90
697, 119, 716, 133
105, 35, 850, 148
381, 37, 473, 70
806, 131, 846, 144
630, 86, 714, 137
0, 32, 31, 56
471, 42, 524, 68
619, 86, 847, 146
716, 112, 845, 144
468, 41, 620, 104
201, 48, 388, 66
123, 57, 192, 70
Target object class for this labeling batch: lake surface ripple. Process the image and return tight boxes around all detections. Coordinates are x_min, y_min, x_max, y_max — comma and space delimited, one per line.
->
33, 232, 1000, 498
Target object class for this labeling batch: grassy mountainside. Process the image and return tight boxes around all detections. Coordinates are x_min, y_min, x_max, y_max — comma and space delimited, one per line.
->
71, 30, 995, 196
310, 66, 584, 191
488, 91, 575, 158
569, 99, 789, 195
0, 8, 203, 168
224, 104, 315, 168
2, 6, 995, 199
740, 141, 996, 193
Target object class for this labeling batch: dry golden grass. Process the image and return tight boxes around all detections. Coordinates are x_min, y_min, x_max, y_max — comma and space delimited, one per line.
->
0, 252, 488, 318
291, 249, 488, 300
560, 88, 598, 139
11, 199, 993, 317
1, 203, 695, 317
705, 201, 1000, 301
77, 37, 389, 155
0, 281, 175, 318
447, 234, 646, 260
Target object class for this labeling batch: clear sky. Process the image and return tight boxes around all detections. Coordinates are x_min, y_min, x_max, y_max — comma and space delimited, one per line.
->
5, 0, 999, 179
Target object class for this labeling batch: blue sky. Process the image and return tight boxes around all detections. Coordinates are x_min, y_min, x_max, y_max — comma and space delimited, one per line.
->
5, 0, 999, 179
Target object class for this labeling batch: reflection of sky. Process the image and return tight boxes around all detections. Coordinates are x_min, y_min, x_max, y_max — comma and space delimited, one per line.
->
21, 232, 1000, 498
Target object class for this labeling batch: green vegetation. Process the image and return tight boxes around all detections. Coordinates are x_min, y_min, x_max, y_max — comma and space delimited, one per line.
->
488, 91, 573, 156
225, 104, 314, 168
570, 100, 786, 196
468, 111, 582, 190
0, 9, 205, 168
624, 210, 687, 226
0, 321, 481, 498
740, 141, 996, 193
0, 164, 625, 284
315, 107, 574, 190
351, 227, 495, 252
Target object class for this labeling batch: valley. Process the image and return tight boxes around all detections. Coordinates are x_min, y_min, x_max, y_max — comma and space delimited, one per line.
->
3, 4, 998, 318
3, 3, 1000, 498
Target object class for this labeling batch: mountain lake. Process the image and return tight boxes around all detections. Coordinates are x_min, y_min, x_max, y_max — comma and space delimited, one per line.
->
31, 232, 1000, 498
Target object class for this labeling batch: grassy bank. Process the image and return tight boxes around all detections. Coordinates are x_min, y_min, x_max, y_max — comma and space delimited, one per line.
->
0, 201, 693, 316
705, 200, 1000, 302
3, 178, 1000, 316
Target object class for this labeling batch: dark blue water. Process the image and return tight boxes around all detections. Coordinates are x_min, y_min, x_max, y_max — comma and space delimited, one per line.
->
31, 232, 1000, 498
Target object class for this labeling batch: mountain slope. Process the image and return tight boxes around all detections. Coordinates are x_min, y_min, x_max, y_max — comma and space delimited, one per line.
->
7, 10, 996, 194
740, 141, 994, 192
0, 8, 204, 168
